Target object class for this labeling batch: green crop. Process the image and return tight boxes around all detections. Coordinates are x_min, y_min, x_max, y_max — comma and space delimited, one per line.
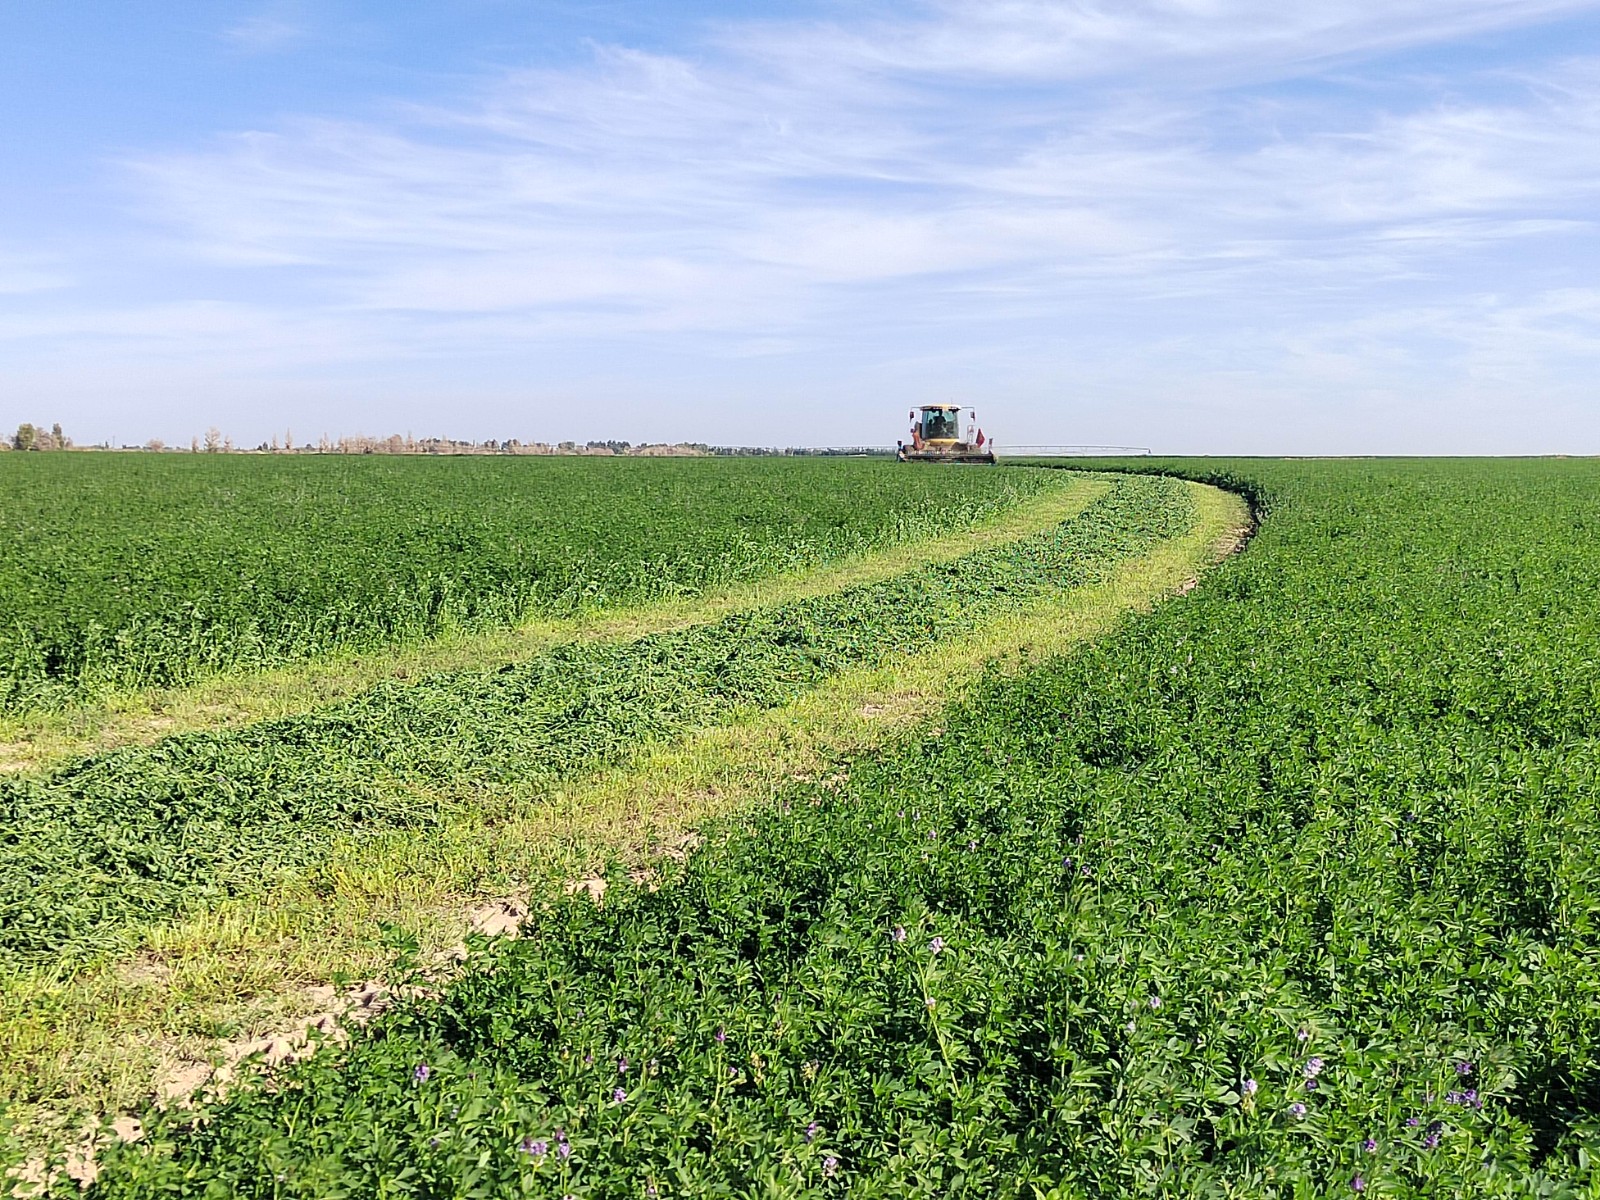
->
60, 459, 1600, 1199
0, 456, 1058, 713
0, 475, 1190, 965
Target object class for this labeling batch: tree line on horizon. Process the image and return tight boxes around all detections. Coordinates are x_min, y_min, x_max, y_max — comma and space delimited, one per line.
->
6, 423, 891, 458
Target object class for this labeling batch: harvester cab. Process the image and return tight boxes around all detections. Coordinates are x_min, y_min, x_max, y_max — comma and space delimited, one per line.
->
896, 404, 996, 465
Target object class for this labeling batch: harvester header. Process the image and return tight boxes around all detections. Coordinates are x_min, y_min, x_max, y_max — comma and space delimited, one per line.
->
896, 404, 996, 465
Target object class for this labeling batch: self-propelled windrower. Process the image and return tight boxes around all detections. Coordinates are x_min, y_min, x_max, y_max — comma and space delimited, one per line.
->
895, 404, 995, 464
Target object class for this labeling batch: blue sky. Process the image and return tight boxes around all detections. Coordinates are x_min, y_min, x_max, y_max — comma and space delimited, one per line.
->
3, 2, 1599, 453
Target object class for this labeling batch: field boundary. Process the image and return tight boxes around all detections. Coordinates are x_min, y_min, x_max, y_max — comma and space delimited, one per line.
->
0, 474, 1111, 775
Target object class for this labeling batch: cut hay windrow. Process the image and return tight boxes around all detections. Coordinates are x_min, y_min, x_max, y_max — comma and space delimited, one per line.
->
58, 458, 1600, 1199
0, 476, 1193, 966
0, 456, 1061, 714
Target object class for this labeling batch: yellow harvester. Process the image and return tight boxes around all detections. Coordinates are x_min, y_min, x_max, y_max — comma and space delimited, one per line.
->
896, 404, 995, 464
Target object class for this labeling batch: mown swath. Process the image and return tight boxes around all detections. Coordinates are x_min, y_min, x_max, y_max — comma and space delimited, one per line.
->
0, 456, 1061, 713
0, 475, 1192, 963
74, 459, 1600, 1199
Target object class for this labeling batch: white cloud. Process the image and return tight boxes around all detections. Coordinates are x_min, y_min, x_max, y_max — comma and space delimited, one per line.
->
0, 258, 69, 295
122, 38, 1600, 317
222, 14, 305, 54
7, 0, 1600, 449
726, 0, 1600, 81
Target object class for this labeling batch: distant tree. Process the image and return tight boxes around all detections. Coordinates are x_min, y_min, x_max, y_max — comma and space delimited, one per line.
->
51, 423, 66, 449
145, 438, 166, 452
13, 423, 37, 451
203, 427, 223, 453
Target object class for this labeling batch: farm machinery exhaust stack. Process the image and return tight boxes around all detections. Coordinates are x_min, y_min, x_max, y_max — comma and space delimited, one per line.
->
896, 405, 995, 465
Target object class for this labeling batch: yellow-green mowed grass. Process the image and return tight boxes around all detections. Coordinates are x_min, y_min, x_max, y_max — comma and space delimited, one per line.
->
0, 475, 1111, 777
0, 480, 1245, 1146
3, 476, 1248, 1139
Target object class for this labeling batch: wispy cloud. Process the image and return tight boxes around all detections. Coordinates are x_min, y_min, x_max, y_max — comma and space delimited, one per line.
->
222, 14, 305, 54
0, 247, 69, 295
727, 0, 1600, 81
7, 0, 1600, 449
124, 34, 1600, 321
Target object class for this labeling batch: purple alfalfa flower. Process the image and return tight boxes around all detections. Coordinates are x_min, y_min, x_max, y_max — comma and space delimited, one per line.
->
929, 936, 945, 955
1304, 1056, 1325, 1079
1406, 1116, 1421, 1127
967, 839, 978, 851
1062, 857, 1073, 871
1304, 1079, 1318, 1091
1080, 865, 1093, 879
519, 1138, 548, 1157
1148, 995, 1161, 1010
613, 1087, 628, 1104
618, 1057, 629, 1075
804, 1122, 820, 1143
412, 1062, 431, 1083
1424, 1131, 1440, 1149
557, 1141, 572, 1161
1296, 1028, 1310, 1043
928, 829, 938, 842
823, 1155, 840, 1178
1362, 1137, 1377, 1153
891, 925, 907, 944
1351, 1175, 1366, 1193
715, 1026, 727, 1044
1456, 1059, 1475, 1077
1242, 1078, 1259, 1097
428, 1137, 440, 1149
583, 1053, 594, 1067
647, 1186, 659, 1199
1288, 1102, 1307, 1118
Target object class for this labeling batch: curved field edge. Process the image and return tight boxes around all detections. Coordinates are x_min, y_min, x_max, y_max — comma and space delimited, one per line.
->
0, 473, 1109, 777
0, 481, 1245, 1157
